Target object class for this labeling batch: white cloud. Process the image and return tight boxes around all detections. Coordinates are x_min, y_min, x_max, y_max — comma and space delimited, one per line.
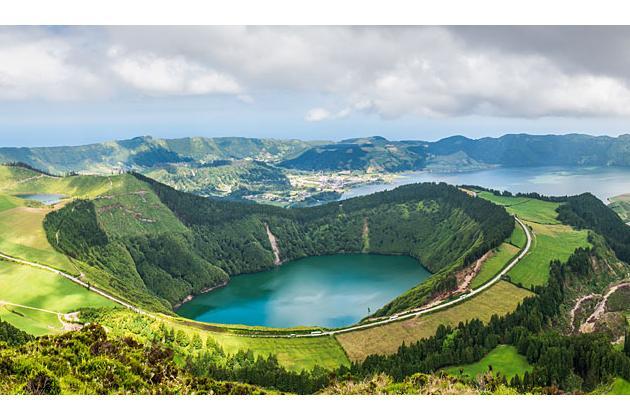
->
0, 33, 103, 101
109, 50, 241, 96
4, 26, 630, 121
305, 107, 331, 122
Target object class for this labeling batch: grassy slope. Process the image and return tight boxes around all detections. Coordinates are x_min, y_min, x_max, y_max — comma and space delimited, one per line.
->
443, 345, 532, 380
93, 175, 188, 239
608, 377, 630, 395
509, 222, 590, 289
609, 194, 630, 223
477, 192, 561, 224
0, 203, 77, 274
336, 281, 533, 361
471, 242, 519, 289
88, 308, 349, 372
212, 335, 349, 371
0, 305, 61, 336
477, 191, 590, 289
0, 260, 117, 314
508, 224, 527, 248
0, 167, 128, 335
0, 165, 113, 198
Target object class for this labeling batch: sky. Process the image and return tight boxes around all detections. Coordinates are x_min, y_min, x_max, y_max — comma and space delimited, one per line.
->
2, 26, 630, 147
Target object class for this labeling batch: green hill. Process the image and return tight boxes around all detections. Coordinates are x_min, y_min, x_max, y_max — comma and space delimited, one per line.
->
43, 173, 513, 314
279, 136, 427, 172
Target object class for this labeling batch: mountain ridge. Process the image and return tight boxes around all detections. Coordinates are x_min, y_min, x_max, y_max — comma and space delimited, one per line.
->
4, 132, 630, 175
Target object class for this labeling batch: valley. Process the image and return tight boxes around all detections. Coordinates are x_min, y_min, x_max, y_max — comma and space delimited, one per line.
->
1, 134, 630, 395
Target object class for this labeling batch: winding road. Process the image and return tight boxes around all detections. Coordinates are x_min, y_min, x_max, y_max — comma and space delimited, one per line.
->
0, 216, 532, 339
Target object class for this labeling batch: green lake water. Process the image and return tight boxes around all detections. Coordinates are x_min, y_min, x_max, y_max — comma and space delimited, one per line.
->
176, 254, 430, 328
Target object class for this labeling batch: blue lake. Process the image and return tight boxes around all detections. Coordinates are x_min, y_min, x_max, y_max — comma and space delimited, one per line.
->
343, 166, 630, 203
176, 254, 430, 328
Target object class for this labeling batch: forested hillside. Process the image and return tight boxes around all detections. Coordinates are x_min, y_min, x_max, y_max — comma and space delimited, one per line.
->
43, 173, 513, 315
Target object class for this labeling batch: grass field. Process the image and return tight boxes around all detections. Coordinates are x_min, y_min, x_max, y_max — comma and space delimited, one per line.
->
336, 281, 534, 361
88, 308, 350, 372
211, 334, 350, 371
471, 242, 519, 289
0, 304, 63, 336
0, 204, 78, 274
0, 260, 118, 313
609, 194, 630, 223
607, 377, 630, 395
443, 345, 532, 380
508, 224, 527, 248
477, 191, 590, 289
0, 165, 114, 198
477, 191, 561, 225
508, 221, 590, 289
0, 194, 20, 212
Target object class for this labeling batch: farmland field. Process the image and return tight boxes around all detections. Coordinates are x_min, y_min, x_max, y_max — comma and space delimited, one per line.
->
508, 224, 527, 248
211, 334, 350, 371
476, 191, 561, 225
610, 194, 630, 223
508, 222, 590, 289
477, 191, 590, 289
0, 204, 78, 274
0, 260, 117, 314
0, 304, 63, 336
471, 242, 519, 289
86, 308, 350, 372
607, 377, 630, 395
443, 345, 532, 380
0, 165, 113, 198
335, 281, 533, 361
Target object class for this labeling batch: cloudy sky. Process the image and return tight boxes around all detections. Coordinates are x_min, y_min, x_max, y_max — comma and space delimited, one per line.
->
2, 26, 630, 146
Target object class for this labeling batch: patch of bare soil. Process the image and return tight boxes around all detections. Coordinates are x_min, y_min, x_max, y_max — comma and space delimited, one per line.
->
578, 281, 630, 337
455, 251, 492, 293
58, 311, 82, 332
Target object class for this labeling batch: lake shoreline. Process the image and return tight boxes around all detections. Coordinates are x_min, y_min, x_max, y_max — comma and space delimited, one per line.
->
175, 254, 431, 328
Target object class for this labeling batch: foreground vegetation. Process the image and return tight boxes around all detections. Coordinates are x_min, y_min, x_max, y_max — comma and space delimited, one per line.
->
443, 345, 532, 380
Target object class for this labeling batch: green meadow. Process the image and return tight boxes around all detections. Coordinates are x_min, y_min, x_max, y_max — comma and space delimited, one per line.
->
444, 345, 532, 380
477, 191, 590, 289
0, 260, 117, 314
471, 242, 519, 289
0, 305, 62, 336
337, 281, 534, 361
477, 191, 561, 225
508, 222, 590, 289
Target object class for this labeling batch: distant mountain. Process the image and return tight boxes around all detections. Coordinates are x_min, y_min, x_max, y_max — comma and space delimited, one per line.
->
0, 136, 313, 174
2, 133, 630, 175
278, 136, 427, 172
424, 133, 630, 167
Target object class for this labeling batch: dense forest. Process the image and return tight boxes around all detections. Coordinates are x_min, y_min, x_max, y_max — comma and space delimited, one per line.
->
44, 174, 513, 314
557, 193, 630, 264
